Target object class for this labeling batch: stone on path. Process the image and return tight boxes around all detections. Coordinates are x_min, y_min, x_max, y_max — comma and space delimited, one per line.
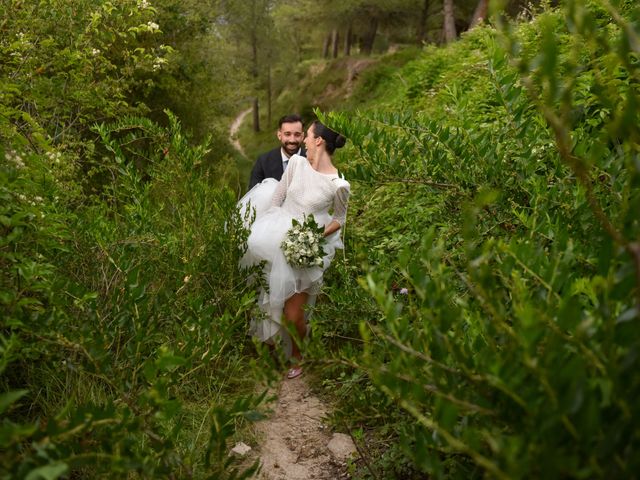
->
326, 433, 357, 462
231, 441, 252, 456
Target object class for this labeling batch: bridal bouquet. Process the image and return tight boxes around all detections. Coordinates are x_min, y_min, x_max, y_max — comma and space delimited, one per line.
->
281, 215, 326, 268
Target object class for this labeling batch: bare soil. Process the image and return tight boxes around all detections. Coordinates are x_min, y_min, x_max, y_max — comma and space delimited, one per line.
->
249, 375, 353, 479
230, 107, 252, 157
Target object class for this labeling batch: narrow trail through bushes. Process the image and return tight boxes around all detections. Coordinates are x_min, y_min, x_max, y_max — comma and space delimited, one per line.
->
230, 108, 252, 157
249, 375, 354, 479
229, 109, 355, 478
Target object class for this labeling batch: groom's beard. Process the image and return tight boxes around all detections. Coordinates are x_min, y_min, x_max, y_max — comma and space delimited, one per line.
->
283, 142, 300, 156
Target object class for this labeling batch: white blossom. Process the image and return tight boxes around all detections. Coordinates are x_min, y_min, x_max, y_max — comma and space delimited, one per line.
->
5, 150, 26, 169
46, 151, 62, 164
152, 56, 167, 71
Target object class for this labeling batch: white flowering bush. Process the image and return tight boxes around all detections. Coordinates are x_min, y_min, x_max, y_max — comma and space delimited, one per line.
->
281, 215, 326, 268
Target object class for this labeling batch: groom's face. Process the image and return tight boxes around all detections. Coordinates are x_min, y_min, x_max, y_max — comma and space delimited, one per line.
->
277, 121, 304, 156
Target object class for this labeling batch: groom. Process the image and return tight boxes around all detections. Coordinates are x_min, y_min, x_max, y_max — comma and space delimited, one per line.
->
248, 114, 306, 189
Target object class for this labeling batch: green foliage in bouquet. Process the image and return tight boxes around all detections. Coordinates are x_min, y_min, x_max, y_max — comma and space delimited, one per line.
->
311, 1, 640, 478
281, 215, 327, 269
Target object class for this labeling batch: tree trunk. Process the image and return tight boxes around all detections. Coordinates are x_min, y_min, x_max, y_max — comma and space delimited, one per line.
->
267, 64, 272, 128
331, 28, 339, 59
343, 24, 352, 56
469, 0, 489, 29
251, 29, 260, 132
443, 0, 457, 43
322, 32, 331, 58
416, 0, 430, 44
361, 18, 378, 55
252, 97, 260, 133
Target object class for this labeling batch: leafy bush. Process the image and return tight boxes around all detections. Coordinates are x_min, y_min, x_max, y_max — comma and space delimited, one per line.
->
312, 2, 640, 478
1, 112, 264, 478
1, 0, 163, 142
1, 3, 264, 475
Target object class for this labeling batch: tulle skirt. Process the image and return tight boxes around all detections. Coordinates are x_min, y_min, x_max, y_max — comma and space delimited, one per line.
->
237, 179, 342, 354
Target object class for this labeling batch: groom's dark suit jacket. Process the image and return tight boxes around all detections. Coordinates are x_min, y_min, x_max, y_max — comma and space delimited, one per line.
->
249, 147, 306, 189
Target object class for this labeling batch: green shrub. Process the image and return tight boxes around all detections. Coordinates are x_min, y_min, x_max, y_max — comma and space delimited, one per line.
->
1, 2, 266, 478
1, 110, 265, 478
313, 2, 639, 478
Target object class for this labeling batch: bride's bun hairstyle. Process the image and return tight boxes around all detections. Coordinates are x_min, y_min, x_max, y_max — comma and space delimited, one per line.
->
312, 121, 346, 155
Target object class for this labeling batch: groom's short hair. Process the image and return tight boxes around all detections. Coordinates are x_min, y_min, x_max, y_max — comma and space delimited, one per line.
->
278, 114, 303, 129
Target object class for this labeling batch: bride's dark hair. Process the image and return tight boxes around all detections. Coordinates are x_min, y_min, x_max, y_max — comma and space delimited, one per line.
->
311, 121, 346, 155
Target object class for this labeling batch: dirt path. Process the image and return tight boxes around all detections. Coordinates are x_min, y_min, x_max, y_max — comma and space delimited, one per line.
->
248, 375, 355, 479
230, 107, 252, 157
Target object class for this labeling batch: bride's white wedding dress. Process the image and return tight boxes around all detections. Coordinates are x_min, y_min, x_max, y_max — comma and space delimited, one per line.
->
237, 154, 350, 352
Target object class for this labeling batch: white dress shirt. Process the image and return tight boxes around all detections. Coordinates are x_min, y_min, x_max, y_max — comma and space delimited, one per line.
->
281, 147, 302, 171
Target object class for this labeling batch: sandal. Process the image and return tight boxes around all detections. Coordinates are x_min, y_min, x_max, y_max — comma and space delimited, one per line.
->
286, 366, 303, 379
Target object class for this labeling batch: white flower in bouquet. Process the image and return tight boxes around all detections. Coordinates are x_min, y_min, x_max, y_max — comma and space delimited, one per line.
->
281, 215, 327, 268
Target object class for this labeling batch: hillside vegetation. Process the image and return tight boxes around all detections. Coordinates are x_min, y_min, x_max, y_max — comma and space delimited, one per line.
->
2, 0, 639, 479
244, 1, 640, 478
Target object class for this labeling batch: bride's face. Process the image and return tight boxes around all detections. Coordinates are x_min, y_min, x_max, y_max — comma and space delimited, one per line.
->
303, 125, 318, 161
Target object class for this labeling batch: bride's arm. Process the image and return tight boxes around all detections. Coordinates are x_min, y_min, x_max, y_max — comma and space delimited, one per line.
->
325, 182, 350, 236
270, 156, 297, 207
323, 220, 342, 237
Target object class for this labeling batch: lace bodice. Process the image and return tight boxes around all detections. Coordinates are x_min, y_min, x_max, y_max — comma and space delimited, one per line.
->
270, 155, 350, 226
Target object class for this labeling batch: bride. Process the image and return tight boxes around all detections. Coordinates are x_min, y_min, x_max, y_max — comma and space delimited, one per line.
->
238, 120, 350, 379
